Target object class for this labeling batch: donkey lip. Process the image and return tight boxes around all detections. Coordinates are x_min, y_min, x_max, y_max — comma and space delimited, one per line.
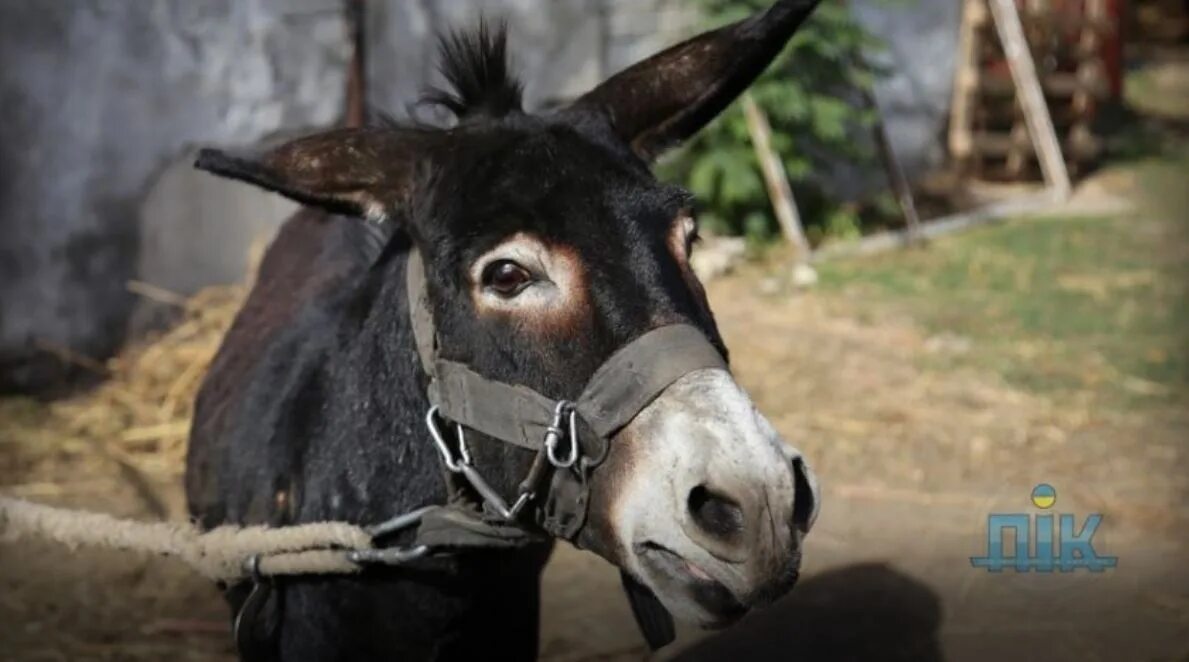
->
636, 542, 720, 586
635, 542, 748, 625
684, 559, 714, 582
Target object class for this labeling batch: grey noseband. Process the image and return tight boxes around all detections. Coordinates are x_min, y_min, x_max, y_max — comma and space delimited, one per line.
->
406, 249, 727, 540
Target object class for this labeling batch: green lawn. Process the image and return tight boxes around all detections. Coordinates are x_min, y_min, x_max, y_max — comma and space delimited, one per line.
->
816, 155, 1189, 406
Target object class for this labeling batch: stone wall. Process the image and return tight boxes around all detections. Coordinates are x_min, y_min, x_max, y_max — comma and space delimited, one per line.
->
364, 0, 698, 117
0, 0, 350, 391
368, 0, 600, 117
852, 0, 962, 177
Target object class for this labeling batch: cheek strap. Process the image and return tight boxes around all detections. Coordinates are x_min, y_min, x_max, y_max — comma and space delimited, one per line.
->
427, 325, 726, 452
407, 248, 726, 448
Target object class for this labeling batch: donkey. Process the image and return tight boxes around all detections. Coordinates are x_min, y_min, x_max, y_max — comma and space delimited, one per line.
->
185, 1, 822, 660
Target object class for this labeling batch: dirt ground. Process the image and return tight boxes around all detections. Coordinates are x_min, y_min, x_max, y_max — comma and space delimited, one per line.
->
4, 72, 1189, 662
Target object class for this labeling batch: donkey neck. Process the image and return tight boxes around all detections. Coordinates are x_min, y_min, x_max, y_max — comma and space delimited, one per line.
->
295, 242, 441, 524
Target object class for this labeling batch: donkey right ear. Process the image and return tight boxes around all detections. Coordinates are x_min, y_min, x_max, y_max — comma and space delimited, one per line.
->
568, 0, 822, 162
194, 128, 435, 221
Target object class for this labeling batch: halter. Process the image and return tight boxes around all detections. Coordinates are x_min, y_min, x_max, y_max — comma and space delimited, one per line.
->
405, 248, 727, 541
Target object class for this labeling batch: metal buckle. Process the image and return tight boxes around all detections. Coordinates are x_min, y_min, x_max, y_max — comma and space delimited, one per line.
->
544, 401, 579, 469
426, 406, 471, 472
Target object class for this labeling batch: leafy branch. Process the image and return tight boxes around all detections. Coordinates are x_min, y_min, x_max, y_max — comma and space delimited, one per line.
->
661, 0, 886, 246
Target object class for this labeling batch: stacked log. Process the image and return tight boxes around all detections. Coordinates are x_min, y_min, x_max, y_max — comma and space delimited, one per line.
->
950, 0, 1123, 181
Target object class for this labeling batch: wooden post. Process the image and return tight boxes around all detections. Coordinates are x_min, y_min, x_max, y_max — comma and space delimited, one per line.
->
859, 81, 924, 244
838, 0, 921, 242
1070, 0, 1108, 176
949, 0, 984, 167
345, 0, 367, 129
1004, 117, 1032, 178
987, 0, 1072, 197
741, 94, 813, 265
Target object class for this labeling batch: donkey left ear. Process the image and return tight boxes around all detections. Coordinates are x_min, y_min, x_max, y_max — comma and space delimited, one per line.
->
194, 128, 437, 221
569, 0, 822, 162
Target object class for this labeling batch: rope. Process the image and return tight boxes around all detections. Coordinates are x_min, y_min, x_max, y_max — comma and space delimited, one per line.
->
0, 496, 372, 583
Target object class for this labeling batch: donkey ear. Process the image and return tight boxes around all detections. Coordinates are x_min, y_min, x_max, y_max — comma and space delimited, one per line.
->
570, 0, 821, 162
194, 128, 434, 220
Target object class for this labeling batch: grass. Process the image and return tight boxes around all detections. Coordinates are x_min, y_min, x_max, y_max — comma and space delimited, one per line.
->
814, 154, 1189, 406
1125, 59, 1189, 123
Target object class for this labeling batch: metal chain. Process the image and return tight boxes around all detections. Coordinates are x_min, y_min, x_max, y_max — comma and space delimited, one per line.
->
426, 406, 536, 521
348, 402, 585, 569
342, 505, 436, 566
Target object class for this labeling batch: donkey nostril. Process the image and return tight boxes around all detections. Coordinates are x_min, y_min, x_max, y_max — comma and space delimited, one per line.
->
687, 485, 745, 540
790, 457, 817, 534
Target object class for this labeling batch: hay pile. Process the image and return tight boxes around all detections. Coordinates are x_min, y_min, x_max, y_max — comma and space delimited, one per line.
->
2, 284, 246, 498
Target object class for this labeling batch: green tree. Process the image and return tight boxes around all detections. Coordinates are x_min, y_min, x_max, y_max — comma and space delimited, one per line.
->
661, 0, 884, 245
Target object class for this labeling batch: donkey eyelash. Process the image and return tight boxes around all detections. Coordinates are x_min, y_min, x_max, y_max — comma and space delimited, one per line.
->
677, 209, 700, 253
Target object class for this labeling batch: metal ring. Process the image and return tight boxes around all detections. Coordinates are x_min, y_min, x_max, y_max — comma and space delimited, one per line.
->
243, 553, 263, 582
568, 407, 579, 453
426, 406, 469, 473
546, 404, 580, 469
455, 422, 472, 465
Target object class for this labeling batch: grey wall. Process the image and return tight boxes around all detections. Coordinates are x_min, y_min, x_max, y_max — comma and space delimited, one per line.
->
853, 0, 962, 178
366, 0, 603, 118
365, 0, 697, 119
0, 0, 349, 391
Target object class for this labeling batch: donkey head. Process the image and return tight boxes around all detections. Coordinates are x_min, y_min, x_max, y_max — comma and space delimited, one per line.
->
197, 0, 821, 629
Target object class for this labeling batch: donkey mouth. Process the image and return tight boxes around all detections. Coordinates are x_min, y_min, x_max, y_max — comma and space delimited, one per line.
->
635, 542, 748, 627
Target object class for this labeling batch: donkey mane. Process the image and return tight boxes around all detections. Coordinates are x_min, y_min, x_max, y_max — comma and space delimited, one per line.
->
420, 20, 524, 121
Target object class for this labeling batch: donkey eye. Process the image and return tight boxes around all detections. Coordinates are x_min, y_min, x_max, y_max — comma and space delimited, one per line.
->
482, 260, 534, 297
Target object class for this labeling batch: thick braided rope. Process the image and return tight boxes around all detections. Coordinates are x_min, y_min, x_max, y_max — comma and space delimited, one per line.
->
0, 496, 371, 583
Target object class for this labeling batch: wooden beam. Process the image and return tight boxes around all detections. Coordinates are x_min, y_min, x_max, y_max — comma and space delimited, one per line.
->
975, 72, 1111, 98
970, 10, 1117, 32
741, 94, 813, 263
344, 0, 367, 129
812, 190, 1065, 262
987, 0, 1072, 197
970, 129, 1102, 158
861, 84, 923, 243
949, 0, 983, 161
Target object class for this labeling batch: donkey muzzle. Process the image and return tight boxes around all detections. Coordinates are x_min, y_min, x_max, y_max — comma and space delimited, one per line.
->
601, 368, 820, 627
